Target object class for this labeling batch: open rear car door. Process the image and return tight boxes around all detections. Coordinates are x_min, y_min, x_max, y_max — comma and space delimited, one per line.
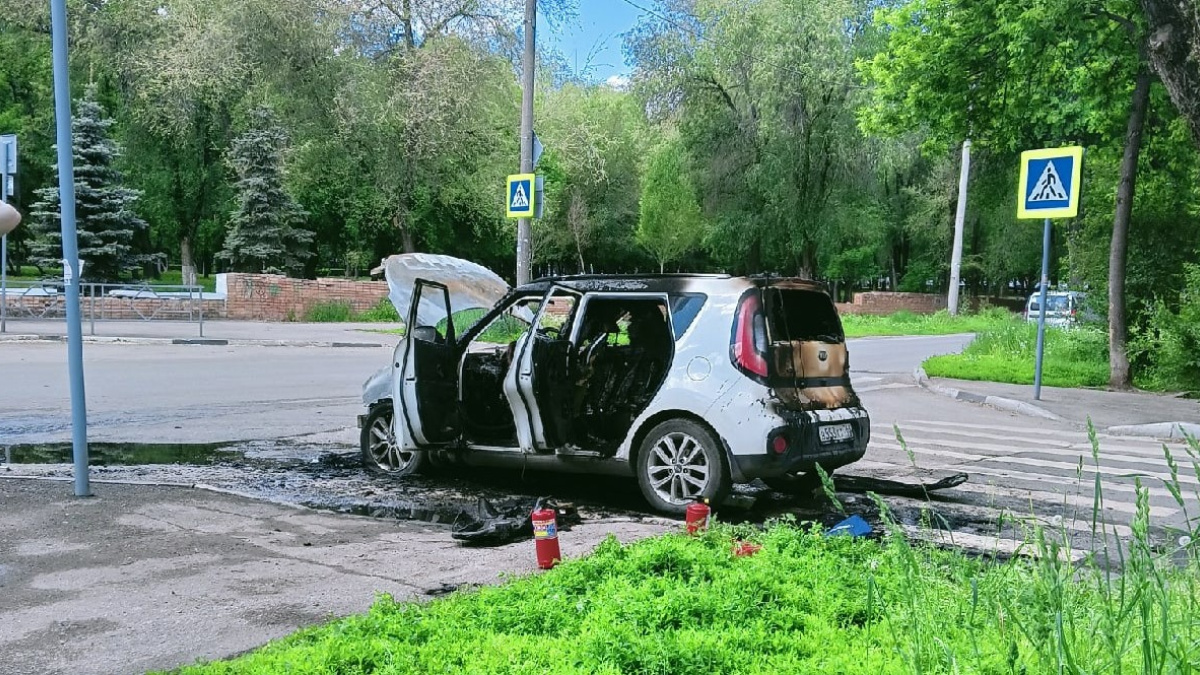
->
391, 279, 459, 449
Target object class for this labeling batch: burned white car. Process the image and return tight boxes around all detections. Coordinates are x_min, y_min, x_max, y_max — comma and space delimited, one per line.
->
360, 254, 870, 514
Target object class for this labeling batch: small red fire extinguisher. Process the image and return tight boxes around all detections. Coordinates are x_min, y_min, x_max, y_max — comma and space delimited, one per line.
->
531, 502, 561, 570
685, 498, 711, 535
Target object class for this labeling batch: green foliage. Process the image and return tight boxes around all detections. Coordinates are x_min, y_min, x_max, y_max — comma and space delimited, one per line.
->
1131, 263, 1200, 391
354, 298, 401, 324
637, 136, 704, 272
217, 108, 312, 274
303, 298, 400, 324
302, 301, 353, 323
841, 308, 1018, 337
924, 323, 1111, 388
27, 86, 154, 281
164, 512, 1200, 674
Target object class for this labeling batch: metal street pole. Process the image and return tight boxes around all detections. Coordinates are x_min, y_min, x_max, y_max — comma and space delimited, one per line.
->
1033, 217, 1051, 401
515, 0, 536, 286
2, 170, 8, 334
50, 0, 90, 496
948, 138, 971, 315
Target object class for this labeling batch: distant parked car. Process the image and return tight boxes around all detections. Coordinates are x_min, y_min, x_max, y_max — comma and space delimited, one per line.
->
359, 254, 870, 515
1024, 291, 1087, 328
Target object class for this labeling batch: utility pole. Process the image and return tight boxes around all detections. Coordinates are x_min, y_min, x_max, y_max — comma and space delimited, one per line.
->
948, 138, 971, 315
50, 0, 91, 497
515, 0, 536, 286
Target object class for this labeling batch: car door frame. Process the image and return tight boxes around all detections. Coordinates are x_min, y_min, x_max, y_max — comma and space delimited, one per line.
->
503, 284, 579, 452
391, 278, 459, 450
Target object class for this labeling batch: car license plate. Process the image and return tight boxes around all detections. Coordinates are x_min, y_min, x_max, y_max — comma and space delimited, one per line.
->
819, 423, 854, 444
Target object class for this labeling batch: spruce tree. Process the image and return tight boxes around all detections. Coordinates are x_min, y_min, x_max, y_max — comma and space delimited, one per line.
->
218, 108, 312, 274
29, 85, 151, 281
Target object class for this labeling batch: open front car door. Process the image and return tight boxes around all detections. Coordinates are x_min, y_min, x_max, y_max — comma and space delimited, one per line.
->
391, 279, 460, 450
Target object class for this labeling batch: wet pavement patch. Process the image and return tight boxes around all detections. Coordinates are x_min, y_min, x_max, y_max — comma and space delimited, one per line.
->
2, 442, 243, 466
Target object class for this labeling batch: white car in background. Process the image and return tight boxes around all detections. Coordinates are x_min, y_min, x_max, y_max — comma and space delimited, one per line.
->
1024, 290, 1087, 328
359, 254, 871, 514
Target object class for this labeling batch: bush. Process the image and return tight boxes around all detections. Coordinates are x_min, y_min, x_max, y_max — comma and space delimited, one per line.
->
303, 301, 354, 322
1130, 264, 1200, 392
356, 298, 401, 323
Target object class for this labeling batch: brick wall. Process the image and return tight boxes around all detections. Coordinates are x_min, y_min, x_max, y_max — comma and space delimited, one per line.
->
835, 292, 1025, 316
221, 273, 391, 321
835, 292, 948, 316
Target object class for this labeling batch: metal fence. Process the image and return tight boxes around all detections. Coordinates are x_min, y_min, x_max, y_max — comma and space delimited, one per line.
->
0, 280, 215, 336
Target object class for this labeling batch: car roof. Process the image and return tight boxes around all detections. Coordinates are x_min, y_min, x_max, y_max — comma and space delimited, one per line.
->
516, 274, 829, 296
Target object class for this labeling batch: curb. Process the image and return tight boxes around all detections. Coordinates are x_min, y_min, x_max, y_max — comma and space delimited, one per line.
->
913, 367, 1062, 421
1106, 422, 1200, 440
0, 334, 385, 348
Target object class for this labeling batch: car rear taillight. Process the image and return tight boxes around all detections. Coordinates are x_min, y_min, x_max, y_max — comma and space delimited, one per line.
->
771, 435, 788, 455
733, 293, 769, 378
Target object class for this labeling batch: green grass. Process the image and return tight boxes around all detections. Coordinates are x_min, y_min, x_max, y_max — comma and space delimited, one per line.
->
161, 429, 1200, 675
841, 308, 1019, 337
304, 298, 401, 323
924, 322, 1110, 388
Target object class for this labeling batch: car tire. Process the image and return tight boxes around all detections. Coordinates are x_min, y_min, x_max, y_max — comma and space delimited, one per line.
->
761, 471, 824, 496
635, 418, 730, 515
360, 403, 425, 476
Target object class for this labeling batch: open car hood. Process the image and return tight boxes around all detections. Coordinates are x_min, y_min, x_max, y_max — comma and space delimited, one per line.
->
381, 253, 510, 327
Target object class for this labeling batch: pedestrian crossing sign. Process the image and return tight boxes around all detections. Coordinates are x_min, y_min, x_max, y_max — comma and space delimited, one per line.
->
1017, 146, 1083, 219
506, 173, 536, 218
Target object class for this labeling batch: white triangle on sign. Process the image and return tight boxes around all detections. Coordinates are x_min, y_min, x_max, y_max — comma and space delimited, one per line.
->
510, 183, 530, 209
1028, 161, 1068, 202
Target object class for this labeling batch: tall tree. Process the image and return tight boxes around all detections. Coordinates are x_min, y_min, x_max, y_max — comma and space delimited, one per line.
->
628, 0, 872, 277
217, 108, 312, 274
28, 86, 151, 281
637, 136, 703, 272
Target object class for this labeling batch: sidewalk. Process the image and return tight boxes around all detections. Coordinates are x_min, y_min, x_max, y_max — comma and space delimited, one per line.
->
917, 370, 1199, 439
0, 318, 399, 347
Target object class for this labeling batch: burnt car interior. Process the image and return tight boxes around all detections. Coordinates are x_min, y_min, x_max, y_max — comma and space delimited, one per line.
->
458, 295, 674, 453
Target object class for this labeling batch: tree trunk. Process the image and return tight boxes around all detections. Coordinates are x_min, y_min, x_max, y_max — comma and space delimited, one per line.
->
180, 235, 197, 287
1140, 0, 1200, 148
1109, 68, 1152, 390
392, 211, 416, 253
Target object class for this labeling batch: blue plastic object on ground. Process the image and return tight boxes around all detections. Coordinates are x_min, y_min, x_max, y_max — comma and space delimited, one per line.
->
828, 514, 872, 537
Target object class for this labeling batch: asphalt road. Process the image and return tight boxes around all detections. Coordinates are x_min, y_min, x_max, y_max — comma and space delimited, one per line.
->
0, 334, 971, 445
1, 342, 389, 444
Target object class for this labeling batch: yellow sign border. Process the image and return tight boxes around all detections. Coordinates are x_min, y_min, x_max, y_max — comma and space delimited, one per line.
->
1017, 146, 1083, 219
506, 173, 536, 218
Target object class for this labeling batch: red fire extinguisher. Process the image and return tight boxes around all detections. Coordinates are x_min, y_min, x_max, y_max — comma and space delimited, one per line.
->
685, 498, 711, 535
532, 502, 561, 570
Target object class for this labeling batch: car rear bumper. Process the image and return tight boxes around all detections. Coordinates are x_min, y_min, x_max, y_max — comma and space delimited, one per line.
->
730, 406, 870, 479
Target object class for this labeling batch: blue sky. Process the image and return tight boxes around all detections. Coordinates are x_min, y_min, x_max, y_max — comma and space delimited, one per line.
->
545, 1, 647, 84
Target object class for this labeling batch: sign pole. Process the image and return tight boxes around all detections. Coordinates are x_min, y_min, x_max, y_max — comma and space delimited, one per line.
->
1, 168, 8, 334
515, 0, 536, 286
1018, 145, 1082, 403
1033, 217, 1051, 400
51, 0, 90, 497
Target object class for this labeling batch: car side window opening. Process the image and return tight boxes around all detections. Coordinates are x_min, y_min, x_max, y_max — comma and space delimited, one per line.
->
571, 297, 673, 453
458, 296, 548, 445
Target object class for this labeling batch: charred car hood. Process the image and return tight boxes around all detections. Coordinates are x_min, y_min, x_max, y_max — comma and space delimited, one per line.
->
381, 253, 510, 327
